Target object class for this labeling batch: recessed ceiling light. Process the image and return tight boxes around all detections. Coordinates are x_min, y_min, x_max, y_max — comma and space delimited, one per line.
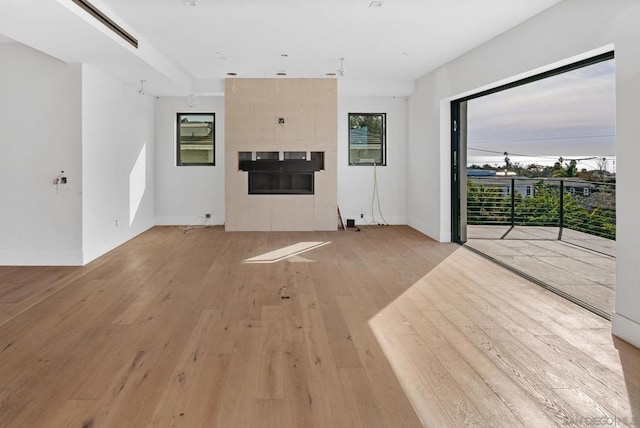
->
369, 1, 384, 7
183, 1, 198, 7
226, 72, 237, 76
280, 53, 288, 57
401, 51, 409, 56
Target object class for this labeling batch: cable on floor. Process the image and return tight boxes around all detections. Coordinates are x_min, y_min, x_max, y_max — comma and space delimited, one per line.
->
179, 217, 210, 233
370, 162, 389, 226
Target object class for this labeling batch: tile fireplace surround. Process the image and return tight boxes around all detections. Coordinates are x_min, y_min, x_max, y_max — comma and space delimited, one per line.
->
224, 79, 337, 231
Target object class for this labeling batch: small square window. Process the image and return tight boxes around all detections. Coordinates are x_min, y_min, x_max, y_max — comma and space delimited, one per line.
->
256, 151, 279, 160
177, 113, 215, 166
311, 152, 324, 170
284, 151, 307, 160
238, 151, 252, 161
349, 113, 386, 166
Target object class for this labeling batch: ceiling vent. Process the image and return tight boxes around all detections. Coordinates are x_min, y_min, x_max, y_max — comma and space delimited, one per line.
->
71, 0, 138, 48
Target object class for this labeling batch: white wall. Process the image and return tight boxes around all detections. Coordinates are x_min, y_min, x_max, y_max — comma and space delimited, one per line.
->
154, 96, 225, 226
338, 96, 408, 225
407, 0, 640, 347
81, 64, 155, 264
156, 94, 408, 229
407, 75, 450, 240
0, 43, 83, 265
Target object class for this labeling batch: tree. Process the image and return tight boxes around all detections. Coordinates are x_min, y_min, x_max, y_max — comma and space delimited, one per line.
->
349, 114, 381, 134
552, 158, 579, 177
466, 181, 509, 224
596, 157, 608, 179
526, 163, 545, 176
565, 159, 579, 177
503, 152, 512, 170
467, 180, 615, 240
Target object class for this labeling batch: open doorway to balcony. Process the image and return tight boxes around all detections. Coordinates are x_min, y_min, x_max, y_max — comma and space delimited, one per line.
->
451, 52, 616, 319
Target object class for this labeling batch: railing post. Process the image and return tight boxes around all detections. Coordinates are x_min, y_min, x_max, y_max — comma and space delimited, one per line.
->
511, 178, 515, 227
558, 179, 564, 240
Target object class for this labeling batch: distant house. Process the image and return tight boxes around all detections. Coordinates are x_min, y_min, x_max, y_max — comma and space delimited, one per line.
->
467, 169, 536, 198
563, 178, 597, 197
467, 171, 605, 199
349, 126, 383, 164
180, 121, 212, 139
466, 169, 496, 177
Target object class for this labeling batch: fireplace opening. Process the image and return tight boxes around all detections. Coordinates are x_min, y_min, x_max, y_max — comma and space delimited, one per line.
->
239, 151, 323, 195
249, 172, 313, 194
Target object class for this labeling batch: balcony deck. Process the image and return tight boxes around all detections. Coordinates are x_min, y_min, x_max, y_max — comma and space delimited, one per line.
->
466, 225, 616, 317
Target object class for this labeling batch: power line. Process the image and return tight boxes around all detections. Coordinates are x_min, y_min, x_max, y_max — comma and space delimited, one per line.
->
469, 147, 557, 159
468, 147, 614, 162
469, 133, 615, 144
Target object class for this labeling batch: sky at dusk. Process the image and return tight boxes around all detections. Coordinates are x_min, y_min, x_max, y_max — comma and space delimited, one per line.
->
467, 59, 615, 171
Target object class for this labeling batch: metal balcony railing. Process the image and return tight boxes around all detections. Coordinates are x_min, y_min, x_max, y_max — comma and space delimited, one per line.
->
466, 177, 616, 240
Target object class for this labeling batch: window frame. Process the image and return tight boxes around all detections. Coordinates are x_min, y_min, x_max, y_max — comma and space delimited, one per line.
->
450, 50, 614, 244
348, 112, 387, 166
176, 112, 215, 166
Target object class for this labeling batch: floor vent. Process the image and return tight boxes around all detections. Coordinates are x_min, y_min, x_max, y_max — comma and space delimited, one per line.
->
71, 0, 138, 48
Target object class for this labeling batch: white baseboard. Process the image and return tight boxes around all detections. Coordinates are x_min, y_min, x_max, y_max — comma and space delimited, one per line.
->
353, 215, 407, 226
612, 312, 640, 349
407, 217, 446, 242
155, 216, 224, 226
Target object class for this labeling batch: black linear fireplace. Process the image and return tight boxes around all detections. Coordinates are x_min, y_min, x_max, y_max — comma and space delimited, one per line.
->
239, 151, 324, 195
249, 172, 314, 194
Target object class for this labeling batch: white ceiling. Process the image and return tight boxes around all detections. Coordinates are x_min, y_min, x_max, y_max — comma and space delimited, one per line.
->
0, 33, 15, 44
0, 0, 561, 96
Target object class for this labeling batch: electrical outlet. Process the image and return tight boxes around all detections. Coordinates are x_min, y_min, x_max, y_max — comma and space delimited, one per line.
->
360, 213, 364, 218
205, 213, 211, 219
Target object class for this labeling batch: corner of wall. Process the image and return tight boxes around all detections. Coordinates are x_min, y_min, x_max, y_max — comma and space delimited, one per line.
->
407, 217, 441, 242
154, 96, 226, 225
612, 312, 640, 349
81, 65, 156, 263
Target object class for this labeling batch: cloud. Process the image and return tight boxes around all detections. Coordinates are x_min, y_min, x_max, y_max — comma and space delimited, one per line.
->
467, 59, 616, 157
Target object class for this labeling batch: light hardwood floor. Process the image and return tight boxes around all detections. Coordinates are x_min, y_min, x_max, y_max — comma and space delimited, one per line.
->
0, 226, 637, 427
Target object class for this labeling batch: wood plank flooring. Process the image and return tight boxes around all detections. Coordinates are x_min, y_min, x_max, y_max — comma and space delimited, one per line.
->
0, 226, 637, 427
